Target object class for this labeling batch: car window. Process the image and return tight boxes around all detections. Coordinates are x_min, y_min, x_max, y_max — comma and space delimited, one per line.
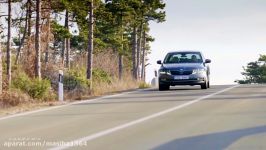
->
164, 52, 203, 64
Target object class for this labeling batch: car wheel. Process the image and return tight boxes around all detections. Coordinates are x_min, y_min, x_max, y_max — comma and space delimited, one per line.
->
159, 84, 170, 91
201, 82, 207, 89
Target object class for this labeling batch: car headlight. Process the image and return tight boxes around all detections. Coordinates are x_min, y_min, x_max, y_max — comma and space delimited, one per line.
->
192, 69, 205, 74
159, 69, 171, 75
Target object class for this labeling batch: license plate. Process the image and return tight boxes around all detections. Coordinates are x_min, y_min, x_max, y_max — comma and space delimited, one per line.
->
174, 76, 189, 80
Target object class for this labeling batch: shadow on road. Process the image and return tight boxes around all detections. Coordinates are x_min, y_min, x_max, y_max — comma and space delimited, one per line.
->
145, 85, 231, 92
153, 125, 266, 150
100, 86, 217, 101
145, 87, 201, 92
72, 86, 233, 105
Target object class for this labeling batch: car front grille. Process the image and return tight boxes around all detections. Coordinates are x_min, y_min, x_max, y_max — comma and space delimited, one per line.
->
170, 70, 192, 75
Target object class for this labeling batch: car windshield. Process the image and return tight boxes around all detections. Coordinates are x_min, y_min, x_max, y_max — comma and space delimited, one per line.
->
163, 52, 203, 64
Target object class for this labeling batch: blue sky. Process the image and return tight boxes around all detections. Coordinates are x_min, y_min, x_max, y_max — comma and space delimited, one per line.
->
146, 0, 266, 85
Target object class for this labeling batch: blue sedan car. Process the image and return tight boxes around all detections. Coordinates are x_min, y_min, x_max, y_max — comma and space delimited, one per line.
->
157, 51, 211, 90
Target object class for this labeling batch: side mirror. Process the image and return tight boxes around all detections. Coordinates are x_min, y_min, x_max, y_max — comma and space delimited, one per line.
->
157, 60, 162, 64
205, 59, 211, 63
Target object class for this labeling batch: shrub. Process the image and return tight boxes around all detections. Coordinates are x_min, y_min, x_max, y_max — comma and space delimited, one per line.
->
64, 68, 111, 91
28, 79, 51, 100
92, 68, 112, 84
12, 72, 31, 92
12, 72, 52, 100
64, 68, 90, 91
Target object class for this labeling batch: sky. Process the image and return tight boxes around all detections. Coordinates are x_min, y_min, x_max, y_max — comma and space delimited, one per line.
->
146, 0, 266, 85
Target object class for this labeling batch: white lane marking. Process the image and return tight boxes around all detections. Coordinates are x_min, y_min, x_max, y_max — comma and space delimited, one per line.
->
0, 90, 142, 121
50, 85, 240, 150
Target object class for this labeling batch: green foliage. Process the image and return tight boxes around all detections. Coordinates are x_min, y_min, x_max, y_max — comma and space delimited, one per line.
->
64, 68, 90, 90
12, 37, 21, 46
2, 55, 19, 76
64, 67, 112, 90
237, 55, 266, 84
93, 68, 112, 84
12, 72, 30, 92
12, 72, 52, 100
28, 79, 51, 100
47, 0, 166, 61
235, 80, 250, 84
3, 0, 166, 94
51, 21, 71, 40
259, 54, 266, 62
70, 35, 86, 51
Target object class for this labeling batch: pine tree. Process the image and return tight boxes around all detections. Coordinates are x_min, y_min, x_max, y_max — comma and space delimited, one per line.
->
7, 0, 12, 87
0, 24, 2, 94
35, 0, 41, 79
87, 0, 94, 89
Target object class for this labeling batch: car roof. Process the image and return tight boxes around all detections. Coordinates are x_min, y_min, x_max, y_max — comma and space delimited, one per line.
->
167, 50, 202, 54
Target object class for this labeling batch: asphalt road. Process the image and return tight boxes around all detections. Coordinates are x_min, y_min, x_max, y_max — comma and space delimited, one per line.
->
0, 84, 266, 150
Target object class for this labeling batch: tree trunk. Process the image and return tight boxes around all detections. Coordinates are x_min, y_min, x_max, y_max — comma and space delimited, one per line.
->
27, 0, 31, 37
15, 2, 29, 65
132, 26, 137, 80
65, 10, 70, 69
27, 0, 32, 60
0, 33, 2, 94
136, 22, 143, 80
118, 54, 123, 79
45, 9, 51, 69
87, 1, 94, 90
35, 0, 41, 79
7, 0, 12, 87
141, 31, 146, 82
118, 12, 123, 80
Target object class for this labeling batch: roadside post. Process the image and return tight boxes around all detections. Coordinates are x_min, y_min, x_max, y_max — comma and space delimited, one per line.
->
58, 70, 64, 101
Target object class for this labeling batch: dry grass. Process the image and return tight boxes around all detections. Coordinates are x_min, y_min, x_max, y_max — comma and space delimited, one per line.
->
0, 77, 144, 116
64, 76, 139, 100
0, 89, 32, 108
92, 76, 139, 96
65, 88, 88, 100
93, 50, 119, 76
0, 50, 148, 116
64, 51, 140, 100
0, 101, 63, 116
139, 82, 151, 89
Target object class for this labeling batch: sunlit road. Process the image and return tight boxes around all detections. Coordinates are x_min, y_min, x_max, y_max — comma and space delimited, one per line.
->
0, 84, 266, 150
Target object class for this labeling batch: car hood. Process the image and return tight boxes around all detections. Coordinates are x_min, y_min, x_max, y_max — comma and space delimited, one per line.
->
161, 63, 204, 70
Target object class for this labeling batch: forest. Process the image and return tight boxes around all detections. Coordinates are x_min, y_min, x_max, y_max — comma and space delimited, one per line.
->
0, 0, 166, 109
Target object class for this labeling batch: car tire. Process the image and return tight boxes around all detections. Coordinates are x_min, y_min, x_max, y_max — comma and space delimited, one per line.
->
201, 82, 208, 89
159, 84, 170, 91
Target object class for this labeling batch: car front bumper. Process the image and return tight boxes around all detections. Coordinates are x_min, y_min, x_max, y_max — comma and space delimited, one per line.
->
159, 74, 207, 86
